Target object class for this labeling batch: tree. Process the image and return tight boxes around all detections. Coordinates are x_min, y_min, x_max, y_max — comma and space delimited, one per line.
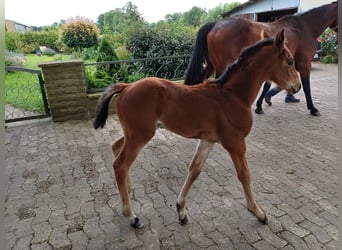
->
60, 17, 100, 51
181, 6, 207, 27
202, 2, 241, 22
97, 1, 146, 35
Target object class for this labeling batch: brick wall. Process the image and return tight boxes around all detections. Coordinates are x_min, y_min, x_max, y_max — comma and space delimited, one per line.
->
39, 60, 115, 122
39, 60, 90, 122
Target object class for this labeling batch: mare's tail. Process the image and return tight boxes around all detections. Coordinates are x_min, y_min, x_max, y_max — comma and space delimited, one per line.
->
184, 21, 217, 85
93, 83, 127, 129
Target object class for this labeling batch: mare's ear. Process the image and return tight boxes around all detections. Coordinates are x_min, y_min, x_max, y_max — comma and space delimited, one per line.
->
260, 29, 271, 39
275, 29, 285, 47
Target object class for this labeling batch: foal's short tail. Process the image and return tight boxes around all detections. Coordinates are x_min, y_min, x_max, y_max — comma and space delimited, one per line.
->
184, 21, 216, 85
93, 83, 127, 130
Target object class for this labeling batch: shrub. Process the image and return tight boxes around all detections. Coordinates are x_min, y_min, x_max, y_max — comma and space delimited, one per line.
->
126, 26, 194, 78
5, 32, 22, 52
5, 30, 60, 53
60, 17, 100, 51
321, 28, 338, 63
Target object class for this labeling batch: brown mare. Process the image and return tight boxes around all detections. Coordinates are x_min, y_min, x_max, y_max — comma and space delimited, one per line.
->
184, 2, 337, 116
94, 30, 301, 229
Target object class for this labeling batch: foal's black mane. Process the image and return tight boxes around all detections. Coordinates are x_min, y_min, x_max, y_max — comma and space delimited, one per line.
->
213, 38, 274, 85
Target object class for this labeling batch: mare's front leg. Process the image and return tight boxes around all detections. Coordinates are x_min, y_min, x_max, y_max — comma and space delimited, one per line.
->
177, 140, 214, 225
225, 140, 267, 223
299, 69, 320, 116
255, 81, 272, 114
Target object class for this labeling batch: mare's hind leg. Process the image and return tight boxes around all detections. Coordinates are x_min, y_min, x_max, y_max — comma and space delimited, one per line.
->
113, 133, 154, 229
177, 140, 214, 225
225, 140, 267, 224
255, 81, 271, 114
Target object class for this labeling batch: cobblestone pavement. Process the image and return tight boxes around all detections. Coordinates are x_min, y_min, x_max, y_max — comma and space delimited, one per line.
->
5, 62, 338, 249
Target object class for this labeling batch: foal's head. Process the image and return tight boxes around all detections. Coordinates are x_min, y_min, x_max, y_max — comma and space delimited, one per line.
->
215, 29, 301, 94
265, 29, 301, 94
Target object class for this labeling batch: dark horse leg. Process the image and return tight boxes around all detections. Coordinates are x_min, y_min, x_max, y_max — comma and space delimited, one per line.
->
300, 72, 320, 116
254, 81, 271, 114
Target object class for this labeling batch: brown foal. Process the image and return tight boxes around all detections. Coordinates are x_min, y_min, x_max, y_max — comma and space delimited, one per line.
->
94, 30, 301, 229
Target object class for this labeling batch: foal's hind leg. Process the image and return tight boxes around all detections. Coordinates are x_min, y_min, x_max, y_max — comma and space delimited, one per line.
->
177, 140, 214, 225
225, 140, 267, 224
112, 136, 124, 157
113, 134, 154, 229
112, 136, 132, 194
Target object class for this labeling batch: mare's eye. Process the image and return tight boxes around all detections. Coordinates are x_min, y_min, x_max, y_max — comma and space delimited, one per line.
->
287, 58, 294, 66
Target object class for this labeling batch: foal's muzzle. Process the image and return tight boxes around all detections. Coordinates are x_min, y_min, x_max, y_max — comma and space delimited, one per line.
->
291, 83, 301, 94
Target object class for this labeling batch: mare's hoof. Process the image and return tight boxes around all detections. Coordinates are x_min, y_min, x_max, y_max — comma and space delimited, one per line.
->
265, 95, 272, 106
310, 110, 321, 116
131, 217, 144, 229
255, 108, 264, 114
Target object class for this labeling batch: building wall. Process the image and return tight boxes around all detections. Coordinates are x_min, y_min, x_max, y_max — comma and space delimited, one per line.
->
297, 0, 334, 13
229, 0, 299, 16
5, 19, 31, 32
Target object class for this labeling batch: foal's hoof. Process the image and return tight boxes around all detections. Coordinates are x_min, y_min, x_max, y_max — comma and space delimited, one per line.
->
254, 108, 264, 114
310, 110, 321, 116
176, 203, 188, 225
130, 217, 144, 229
248, 208, 268, 224
179, 214, 189, 225
258, 214, 268, 224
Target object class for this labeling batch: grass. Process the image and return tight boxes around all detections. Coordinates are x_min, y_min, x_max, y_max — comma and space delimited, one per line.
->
5, 53, 73, 113
24, 54, 74, 69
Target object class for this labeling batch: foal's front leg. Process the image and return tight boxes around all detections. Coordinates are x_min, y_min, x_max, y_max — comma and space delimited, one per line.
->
177, 140, 214, 224
227, 141, 267, 223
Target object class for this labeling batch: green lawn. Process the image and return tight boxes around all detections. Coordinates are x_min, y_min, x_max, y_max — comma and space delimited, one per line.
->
24, 54, 73, 69
5, 54, 73, 113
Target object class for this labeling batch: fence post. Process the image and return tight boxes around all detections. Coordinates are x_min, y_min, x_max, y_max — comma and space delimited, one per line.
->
39, 60, 89, 122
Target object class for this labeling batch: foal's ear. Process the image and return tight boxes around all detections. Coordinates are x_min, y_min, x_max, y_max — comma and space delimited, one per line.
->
260, 29, 271, 39
275, 29, 285, 46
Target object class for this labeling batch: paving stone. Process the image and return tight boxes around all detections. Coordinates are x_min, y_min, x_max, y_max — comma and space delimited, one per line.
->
278, 215, 310, 238
300, 220, 332, 244
256, 225, 287, 248
31, 222, 52, 244
280, 231, 310, 250
253, 240, 277, 250
67, 230, 89, 250
31, 242, 53, 250
12, 235, 33, 250
48, 225, 71, 250
278, 203, 305, 223
83, 217, 103, 238
298, 206, 329, 227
